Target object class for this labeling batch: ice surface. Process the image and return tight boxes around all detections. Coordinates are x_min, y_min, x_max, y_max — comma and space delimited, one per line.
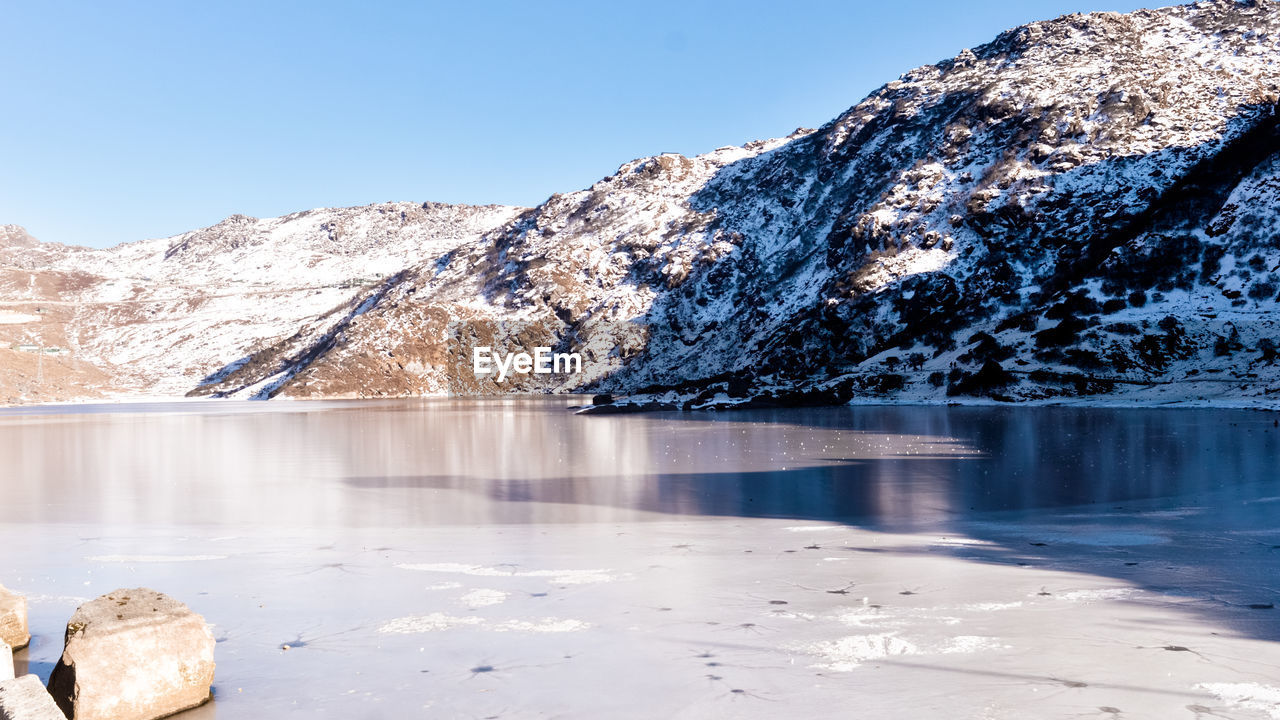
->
1, 398, 1278, 719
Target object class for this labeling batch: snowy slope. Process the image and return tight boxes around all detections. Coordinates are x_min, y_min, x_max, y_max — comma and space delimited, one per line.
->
6, 0, 1280, 408
0, 203, 523, 400
212, 0, 1280, 408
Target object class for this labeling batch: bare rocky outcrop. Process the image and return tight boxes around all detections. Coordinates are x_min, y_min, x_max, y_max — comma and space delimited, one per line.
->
0, 587, 27, 651
0, 676, 65, 720
46, 589, 214, 720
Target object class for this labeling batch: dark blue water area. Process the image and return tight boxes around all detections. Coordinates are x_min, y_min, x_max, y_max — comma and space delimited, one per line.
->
340, 404, 1280, 530
645, 405, 1280, 524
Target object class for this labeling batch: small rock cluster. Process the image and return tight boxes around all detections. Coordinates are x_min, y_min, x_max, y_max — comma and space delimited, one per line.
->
0, 676, 62, 720
0, 585, 28, 657
0, 585, 214, 720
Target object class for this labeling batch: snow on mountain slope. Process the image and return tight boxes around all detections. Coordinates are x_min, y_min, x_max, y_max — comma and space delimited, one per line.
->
582, 0, 1280, 408
7, 0, 1280, 408
0, 203, 523, 401
189, 137, 810, 398
207, 0, 1280, 408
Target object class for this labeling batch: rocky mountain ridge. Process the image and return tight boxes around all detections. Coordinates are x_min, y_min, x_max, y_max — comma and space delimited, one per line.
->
0, 203, 523, 402
4, 0, 1280, 408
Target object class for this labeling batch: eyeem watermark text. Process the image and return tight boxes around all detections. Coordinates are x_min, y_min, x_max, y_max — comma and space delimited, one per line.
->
473, 346, 582, 382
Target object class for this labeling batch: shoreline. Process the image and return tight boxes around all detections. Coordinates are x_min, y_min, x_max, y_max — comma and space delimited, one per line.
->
3, 389, 1277, 414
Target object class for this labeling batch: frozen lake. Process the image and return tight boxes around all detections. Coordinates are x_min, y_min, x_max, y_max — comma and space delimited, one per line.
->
1, 398, 1279, 719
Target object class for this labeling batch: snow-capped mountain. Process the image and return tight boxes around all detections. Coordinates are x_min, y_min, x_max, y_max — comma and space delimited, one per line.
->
4, 0, 1280, 408
0, 204, 523, 401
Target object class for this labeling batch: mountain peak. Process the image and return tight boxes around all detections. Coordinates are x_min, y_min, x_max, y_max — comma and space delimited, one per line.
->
0, 225, 38, 248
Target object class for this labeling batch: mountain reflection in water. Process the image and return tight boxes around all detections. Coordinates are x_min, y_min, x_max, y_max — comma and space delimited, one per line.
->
1, 398, 1276, 529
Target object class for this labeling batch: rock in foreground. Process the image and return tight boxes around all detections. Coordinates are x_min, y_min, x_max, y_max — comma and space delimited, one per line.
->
46, 589, 214, 720
0, 642, 11, 682
0, 675, 65, 720
0, 587, 27, 651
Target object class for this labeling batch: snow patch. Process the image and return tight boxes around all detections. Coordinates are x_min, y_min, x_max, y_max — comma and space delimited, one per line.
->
378, 613, 589, 635
396, 562, 626, 585
1053, 588, 1137, 602
805, 633, 1006, 671
807, 633, 921, 671
1197, 683, 1280, 719
459, 589, 508, 608
86, 554, 227, 563
378, 613, 483, 633
959, 602, 1024, 612
490, 618, 591, 633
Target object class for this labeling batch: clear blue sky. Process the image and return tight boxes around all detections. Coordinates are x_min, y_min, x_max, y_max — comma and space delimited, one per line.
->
2, 1, 1153, 249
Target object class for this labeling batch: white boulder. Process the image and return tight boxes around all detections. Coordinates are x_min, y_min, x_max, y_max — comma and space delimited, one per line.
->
0, 587, 28, 651
0, 642, 11, 682
0, 675, 65, 720
46, 589, 215, 720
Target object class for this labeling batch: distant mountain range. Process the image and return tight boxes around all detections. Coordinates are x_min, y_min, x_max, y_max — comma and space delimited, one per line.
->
4, 0, 1280, 408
